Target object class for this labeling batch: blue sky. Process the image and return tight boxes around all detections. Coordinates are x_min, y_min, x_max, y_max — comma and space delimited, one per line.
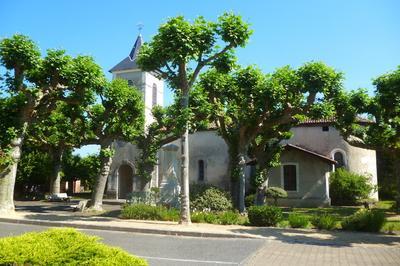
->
1, 0, 399, 155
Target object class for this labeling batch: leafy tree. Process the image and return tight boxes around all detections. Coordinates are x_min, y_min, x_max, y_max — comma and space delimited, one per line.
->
27, 101, 90, 194
334, 66, 400, 210
84, 79, 144, 211
0, 35, 103, 213
197, 62, 343, 211
137, 13, 252, 223
63, 152, 100, 191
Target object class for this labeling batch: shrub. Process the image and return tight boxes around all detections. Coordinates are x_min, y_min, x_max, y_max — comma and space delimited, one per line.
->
121, 204, 179, 221
126, 191, 156, 205
329, 168, 374, 205
341, 209, 386, 232
0, 228, 147, 266
245, 194, 256, 207
191, 211, 243, 225
248, 205, 283, 226
311, 213, 337, 230
191, 187, 233, 212
190, 183, 215, 200
288, 213, 309, 228
265, 187, 287, 206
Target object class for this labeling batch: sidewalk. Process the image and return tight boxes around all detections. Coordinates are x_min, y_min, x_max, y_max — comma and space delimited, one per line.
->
1, 211, 400, 248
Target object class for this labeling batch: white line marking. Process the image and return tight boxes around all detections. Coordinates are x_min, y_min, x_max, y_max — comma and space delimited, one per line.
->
140, 255, 238, 265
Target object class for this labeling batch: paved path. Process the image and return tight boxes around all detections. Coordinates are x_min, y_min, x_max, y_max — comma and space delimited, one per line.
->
0, 222, 263, 266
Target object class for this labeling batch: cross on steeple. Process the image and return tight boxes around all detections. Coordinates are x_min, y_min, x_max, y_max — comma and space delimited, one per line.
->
137, 22, 144, 34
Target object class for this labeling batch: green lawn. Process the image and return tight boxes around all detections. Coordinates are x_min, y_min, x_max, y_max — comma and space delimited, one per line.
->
279, 200, 400, 232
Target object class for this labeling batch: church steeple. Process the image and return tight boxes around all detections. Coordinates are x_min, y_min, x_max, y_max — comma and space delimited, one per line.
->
109, 34, 143, 73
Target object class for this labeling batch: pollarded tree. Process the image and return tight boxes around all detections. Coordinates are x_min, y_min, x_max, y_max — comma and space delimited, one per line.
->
137, 13, 252, 224
334, 66, 400, 210
197, 62, 343, 211
27, 101, 89, 194
0, 35, 103, 213
85, 79, 144, 211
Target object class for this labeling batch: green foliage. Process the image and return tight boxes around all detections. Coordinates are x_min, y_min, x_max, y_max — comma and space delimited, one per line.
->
247, 205, 283, 226
191, 210, 243, 225
0, 228, 147, 266
341, 209, 386, 232
311, 213, 337, 230
245, 194, 256, 208
63, 153, 100, 190
121, 204, 180, 221
288, 213, 310, 228
15, 147, 52, 198
126, 191, 157, 205
330, 168, 374, 205
265, 187, 288, 205
190, 186, 233, 212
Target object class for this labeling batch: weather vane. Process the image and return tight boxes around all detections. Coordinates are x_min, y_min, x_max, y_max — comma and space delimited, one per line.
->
137, 22, 144, 34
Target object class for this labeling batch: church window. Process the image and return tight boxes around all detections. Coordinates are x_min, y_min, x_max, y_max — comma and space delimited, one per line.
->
322, 126, 329, 132
128, 80, 134, 87
334, 151, 345, 168
152, 83, 157, 106
198, 160, 205, 182
282, 164, 298, 191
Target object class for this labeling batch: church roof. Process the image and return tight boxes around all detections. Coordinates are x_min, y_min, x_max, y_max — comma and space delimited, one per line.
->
284, 144, 337, 164
109, 34, 143, 73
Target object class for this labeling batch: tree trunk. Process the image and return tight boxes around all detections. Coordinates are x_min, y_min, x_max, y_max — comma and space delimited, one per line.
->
89, 143, 113, 211
49, 149, 63, 194
179, 89, 191, 225
238, 150, 247, 213
0, 137, 23, 214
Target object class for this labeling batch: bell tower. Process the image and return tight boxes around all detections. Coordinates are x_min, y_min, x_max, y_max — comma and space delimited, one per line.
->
109, 33, 164, 127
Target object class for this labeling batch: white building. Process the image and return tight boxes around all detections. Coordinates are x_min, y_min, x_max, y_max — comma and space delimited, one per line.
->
105, 35, 378, 207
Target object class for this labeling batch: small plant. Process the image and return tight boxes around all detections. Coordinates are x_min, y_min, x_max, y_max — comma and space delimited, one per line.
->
329, 168, 374, 206
245, 194, 256, 207
0, 228, 147, 265
357, 198, 378, 209
288, 212, 309, 228
121, 204, 179, 221
341, 209, 386, 232
311, 213, 337, 230
191, 187, 233, 212
248, 205, 283, 226
265, 187, 287, 206
126, 191, 156, 205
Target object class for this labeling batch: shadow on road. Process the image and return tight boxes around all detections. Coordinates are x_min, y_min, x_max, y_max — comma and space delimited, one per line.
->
230, 226, 400, 247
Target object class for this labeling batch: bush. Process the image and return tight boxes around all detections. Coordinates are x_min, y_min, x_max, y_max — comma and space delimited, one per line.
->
126, 191, 156, 205
0, 228, 147, 266
248, 205, 283, 226
288, 213, 309, 228
245, 194, 256, 207
265, 187, 287, 206
191, 186, 233, 212
121, 204, 179, 221
330, 168, 374, 205
341, 209, 386, 232
311, 213, 337, 230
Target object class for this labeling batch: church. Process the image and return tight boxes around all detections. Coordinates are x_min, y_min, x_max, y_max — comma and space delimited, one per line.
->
105, 34, 379, 207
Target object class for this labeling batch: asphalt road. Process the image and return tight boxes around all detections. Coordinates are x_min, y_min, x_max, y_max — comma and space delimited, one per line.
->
0, 222, 264, 266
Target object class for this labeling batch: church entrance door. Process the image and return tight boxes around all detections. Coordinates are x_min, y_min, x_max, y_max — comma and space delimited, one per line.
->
118, 164, 133, 199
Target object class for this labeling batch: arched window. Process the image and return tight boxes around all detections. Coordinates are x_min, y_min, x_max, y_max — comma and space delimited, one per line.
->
198, 160, 205, 182
331, 149, 347, 169
152, 83, 157, 107
334, 152, 345, 168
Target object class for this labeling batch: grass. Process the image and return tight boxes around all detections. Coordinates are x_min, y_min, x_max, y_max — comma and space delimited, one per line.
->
279, 200, 400, 232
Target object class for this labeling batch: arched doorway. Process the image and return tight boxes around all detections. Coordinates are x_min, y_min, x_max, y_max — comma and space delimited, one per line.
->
118, 164, 133, 199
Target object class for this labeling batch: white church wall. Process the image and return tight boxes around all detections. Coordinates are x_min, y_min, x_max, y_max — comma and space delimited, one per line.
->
286, 125, 378, 199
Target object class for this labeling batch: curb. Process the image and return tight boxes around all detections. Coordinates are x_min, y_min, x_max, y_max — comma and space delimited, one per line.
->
0, 217, 255, 239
